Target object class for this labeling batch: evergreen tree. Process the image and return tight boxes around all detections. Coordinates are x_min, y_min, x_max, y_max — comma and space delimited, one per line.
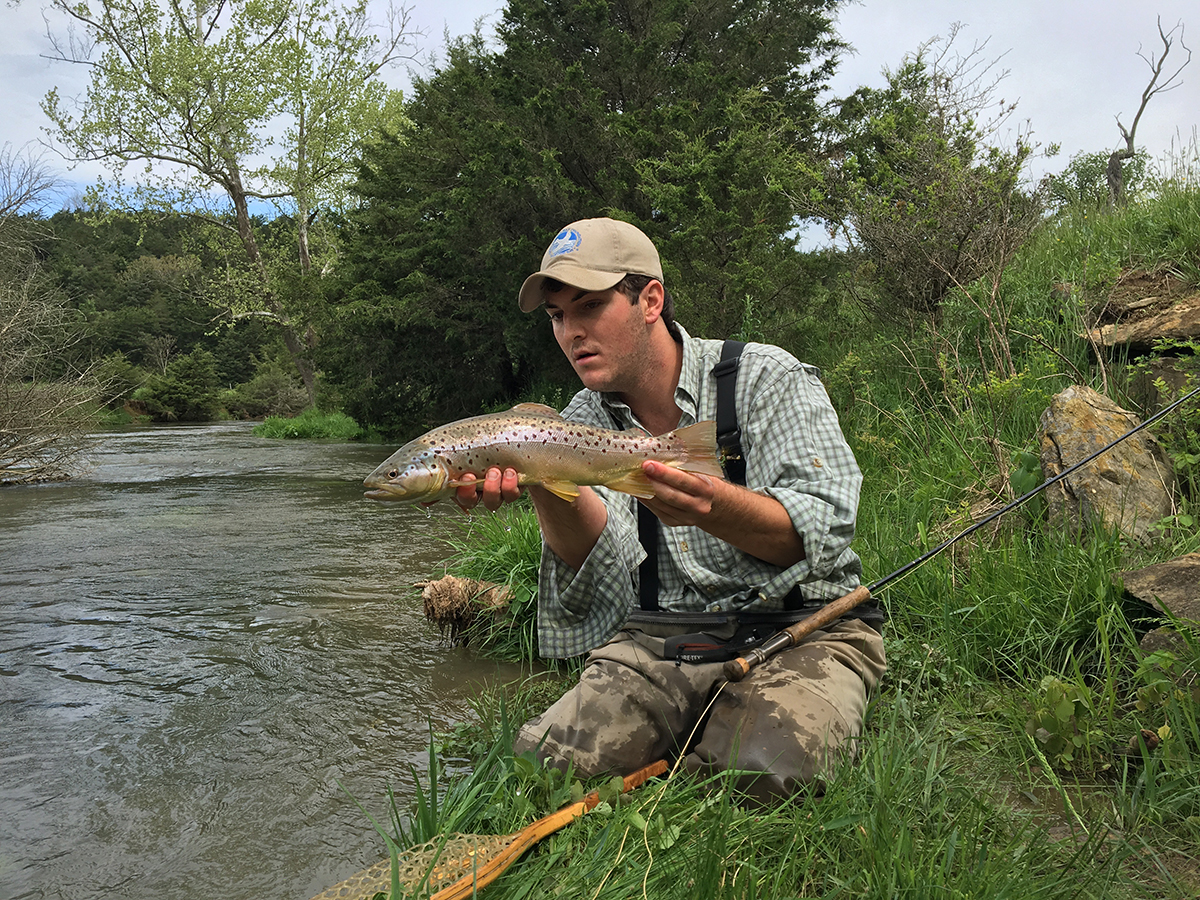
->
334, 0, 846, 433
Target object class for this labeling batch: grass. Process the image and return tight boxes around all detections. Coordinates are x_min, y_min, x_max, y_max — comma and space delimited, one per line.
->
440, 501, 548, 665
362, 156, 1200, 898
253, 407, 369, 440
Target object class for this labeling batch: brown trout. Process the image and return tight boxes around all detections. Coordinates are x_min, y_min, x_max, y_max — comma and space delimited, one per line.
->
363, 403, 723, 503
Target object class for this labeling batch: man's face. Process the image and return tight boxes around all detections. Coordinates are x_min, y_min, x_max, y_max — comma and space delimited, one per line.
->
544, 285, 652, 394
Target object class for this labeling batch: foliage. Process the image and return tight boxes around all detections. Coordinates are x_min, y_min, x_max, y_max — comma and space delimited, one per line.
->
1044, 149, 1151, 211
1026, 674, 1098, 768
132, 347, 222, 421
40, 0, 420, 404
334, 0, 846, 434
0, 150, 101, 483
1136, 342, 1199, 503
0, 264, 101, 481
222, 358, 310, 420
253, 407, 365, 441
817, 26, 1042, 322
441, 503, 546, 664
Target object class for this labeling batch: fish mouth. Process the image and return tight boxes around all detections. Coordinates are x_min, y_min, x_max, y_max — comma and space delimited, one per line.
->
363, 485, 406, 501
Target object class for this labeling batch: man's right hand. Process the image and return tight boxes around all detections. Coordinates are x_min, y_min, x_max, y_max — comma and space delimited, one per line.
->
452, 466, 522, 513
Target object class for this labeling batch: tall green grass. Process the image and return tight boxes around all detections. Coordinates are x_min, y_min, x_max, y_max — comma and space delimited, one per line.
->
441, 502, 546, 664
369, 165, 1200, 898
253, 407, 368, 440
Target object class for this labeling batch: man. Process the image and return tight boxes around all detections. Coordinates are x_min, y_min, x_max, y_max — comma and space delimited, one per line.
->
455, 217, 885, 802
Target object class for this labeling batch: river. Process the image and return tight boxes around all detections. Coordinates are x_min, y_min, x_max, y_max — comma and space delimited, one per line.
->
0, 422, 526, 900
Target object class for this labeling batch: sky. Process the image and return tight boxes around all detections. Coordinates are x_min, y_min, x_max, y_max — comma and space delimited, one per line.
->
2, 0, 1197, 211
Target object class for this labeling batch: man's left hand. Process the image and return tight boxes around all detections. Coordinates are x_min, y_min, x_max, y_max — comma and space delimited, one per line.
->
639, 460, 805, 568
638, 460, 717, 527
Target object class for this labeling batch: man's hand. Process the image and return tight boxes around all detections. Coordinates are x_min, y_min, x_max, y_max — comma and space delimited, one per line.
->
639, 460, 805, 568
449, 466, 522, 513
445, 466, 607, 572
637, 460, 715, 527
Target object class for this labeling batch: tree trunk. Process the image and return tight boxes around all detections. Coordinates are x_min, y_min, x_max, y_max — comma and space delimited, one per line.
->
227, 163, 318, 408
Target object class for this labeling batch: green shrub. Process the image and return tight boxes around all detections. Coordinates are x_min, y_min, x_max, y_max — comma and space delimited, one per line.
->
222, 358, 309, 419
131, 348, 221, 421
253, 407, 364, 440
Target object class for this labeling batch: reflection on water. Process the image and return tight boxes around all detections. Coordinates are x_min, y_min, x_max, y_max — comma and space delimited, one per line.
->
0, 423, 524, 900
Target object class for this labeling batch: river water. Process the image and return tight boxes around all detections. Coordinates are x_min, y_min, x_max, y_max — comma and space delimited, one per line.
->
0, 423, 525, 900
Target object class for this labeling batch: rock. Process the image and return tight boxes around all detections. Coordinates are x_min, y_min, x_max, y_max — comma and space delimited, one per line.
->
1120, 552, 1200, 680
1121, 552, 1200, 624
1038, 385, 1177, 544
1086, 293, 1200, 349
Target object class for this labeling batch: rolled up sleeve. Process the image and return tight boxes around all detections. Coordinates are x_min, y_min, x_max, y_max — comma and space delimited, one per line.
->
742, 362, 863, 602
535, 490, 643, 659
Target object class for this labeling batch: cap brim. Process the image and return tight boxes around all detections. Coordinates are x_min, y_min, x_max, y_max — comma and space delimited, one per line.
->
518, 265, 627, 312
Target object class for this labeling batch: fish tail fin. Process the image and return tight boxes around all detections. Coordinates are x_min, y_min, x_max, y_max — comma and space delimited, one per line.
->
672, 420, 725, 479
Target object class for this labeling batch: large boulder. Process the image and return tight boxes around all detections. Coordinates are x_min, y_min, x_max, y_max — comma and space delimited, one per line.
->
1038, 385, 1177, 544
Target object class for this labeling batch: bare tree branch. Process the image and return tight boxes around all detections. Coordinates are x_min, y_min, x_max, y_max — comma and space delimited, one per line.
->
1108, 18, 1192, 206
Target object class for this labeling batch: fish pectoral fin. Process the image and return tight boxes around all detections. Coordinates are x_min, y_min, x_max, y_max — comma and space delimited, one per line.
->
604, 470, 657, 500
540, 480, 581, 502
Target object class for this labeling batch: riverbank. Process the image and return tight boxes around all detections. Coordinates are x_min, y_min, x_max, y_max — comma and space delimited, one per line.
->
368, 500, 1197, 899
352, 176, 1200, 896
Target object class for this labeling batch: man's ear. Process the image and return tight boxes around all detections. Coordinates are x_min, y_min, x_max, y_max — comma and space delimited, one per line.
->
640, 279, 666, 324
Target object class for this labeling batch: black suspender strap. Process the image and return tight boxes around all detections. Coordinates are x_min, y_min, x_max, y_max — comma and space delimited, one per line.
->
638, 339, 747, 612
630, 339, 867, 623
713, 340, 747, 486
637, 502, 660, 611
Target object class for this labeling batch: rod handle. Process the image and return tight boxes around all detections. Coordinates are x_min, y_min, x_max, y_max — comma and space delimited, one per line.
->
723, 585, 874, 682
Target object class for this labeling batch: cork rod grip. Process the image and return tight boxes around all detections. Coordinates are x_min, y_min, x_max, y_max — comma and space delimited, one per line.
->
723, 585, 873, 682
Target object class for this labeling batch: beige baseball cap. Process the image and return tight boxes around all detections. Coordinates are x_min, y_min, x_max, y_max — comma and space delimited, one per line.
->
518, 217, 663, 312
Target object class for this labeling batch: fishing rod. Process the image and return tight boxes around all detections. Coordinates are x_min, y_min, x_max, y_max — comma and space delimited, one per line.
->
724, 383, 1200, 682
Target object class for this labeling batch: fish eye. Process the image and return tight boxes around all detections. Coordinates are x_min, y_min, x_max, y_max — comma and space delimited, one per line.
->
387, 468, 399, 479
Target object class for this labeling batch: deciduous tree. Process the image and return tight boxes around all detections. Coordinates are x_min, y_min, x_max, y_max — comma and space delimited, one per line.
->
1, 146, 99, 483
40, 0, 419, 406
815, 26, 1041, 322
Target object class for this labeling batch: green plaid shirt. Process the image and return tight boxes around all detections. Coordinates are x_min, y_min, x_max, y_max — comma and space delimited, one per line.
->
536, 326, 863, 658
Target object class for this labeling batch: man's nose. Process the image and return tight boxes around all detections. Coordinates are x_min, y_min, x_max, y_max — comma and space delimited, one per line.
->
563, 312, 586, 341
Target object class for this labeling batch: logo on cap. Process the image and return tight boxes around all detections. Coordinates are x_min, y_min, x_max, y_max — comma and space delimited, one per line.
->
547, 228, 581, 258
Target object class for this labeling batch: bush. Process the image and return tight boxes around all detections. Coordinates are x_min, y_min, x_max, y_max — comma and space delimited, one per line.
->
253, 407, 364, 440
132, 348, 222, 421
221, 358, 309, 419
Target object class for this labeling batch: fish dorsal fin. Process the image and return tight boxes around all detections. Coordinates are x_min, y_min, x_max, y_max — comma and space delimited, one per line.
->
510, 402, 562, 418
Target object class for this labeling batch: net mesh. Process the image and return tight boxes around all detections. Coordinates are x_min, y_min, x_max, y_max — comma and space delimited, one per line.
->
308, 832, 519, 900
